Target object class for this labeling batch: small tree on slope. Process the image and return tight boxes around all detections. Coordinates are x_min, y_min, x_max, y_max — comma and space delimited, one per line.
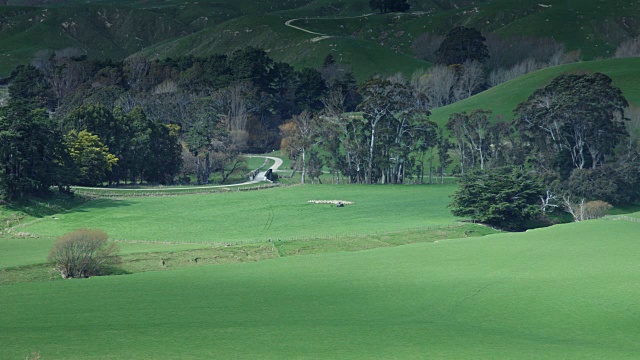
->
48, 229, 121, 279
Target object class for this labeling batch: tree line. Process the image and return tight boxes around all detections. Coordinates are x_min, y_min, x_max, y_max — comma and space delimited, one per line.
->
0, 47, 360, 198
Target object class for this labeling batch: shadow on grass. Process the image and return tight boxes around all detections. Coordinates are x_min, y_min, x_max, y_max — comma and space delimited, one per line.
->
3, 192, 132, 218
3, 192, 87, 218
609, 203, 640, 215
102, 266, 132, 276
63, 198, 134, 214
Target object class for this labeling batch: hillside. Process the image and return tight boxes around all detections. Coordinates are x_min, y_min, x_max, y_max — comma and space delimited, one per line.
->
429, 57, 640, 127
2, 212, 640, 358
136, 13, 431, 81
2, 0, 640, 79
0, 5, 190, 76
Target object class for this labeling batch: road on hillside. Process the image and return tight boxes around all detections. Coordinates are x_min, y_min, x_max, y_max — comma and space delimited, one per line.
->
284, 13, 375, 42
71, 155, 284, 192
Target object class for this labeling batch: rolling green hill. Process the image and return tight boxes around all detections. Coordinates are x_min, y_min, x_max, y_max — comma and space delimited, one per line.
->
2, 0, 640, 79
137, 13, 431, 81
430, 57, 640, 127
0, 4, 190, 76
2, 215, 640, 358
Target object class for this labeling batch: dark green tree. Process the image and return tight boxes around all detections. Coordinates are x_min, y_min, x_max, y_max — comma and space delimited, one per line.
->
323, 54, 336, 68
268, 62, 298, 120
515, 73, 628, 174
146, 123, 183, 185
64, 104, 132, 184
387, 0, 410, 12
230, 47, 274, 91
0, 105, 65, 199
449, 166, 545, 231
435, 26, 489, 65
295, 67, 328, 112
369, 0, 410, 13
127, 107, 154, 184
7, 65, 55, 111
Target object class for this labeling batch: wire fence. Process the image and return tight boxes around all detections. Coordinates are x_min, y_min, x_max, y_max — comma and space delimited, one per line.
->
72, 183, 281, 198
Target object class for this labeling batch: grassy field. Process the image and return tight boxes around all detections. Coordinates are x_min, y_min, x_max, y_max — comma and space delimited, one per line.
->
0, 184, 461, 268
430, 57, 640, 127
2, 216, 640, 359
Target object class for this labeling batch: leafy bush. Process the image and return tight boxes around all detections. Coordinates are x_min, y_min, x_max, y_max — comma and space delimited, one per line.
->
449, 167, 544, 231
48, 229, 120, 279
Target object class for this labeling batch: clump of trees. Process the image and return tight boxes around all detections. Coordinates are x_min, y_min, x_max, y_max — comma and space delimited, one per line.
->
279, 75, 436, 185
435, 26, 489, 66
1, 47, 360, 197
48, 228, 121, 279
449, 72, 638, 229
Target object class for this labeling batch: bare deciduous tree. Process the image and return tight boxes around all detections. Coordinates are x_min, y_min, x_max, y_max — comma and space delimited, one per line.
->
423, 65, 457, 108
48, 229, 120, 279
457, 60, 485, 99
614, 36, 640, 58
563, 197, 612, 222
279, 111, 319, 184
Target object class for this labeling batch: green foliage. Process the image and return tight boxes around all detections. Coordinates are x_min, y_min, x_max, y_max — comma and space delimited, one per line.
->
63, 105, 182, 185
47, 228, 120, 278
357, 77, 431, 184
435, 26, 489, 65
450, 166, 545, 230
64, 130, 118, 186
566, 163, 640, 205
516, 72, 628, 172
0, 105, 66, 199
294, 67, 328, 112
7, 65, 54, 110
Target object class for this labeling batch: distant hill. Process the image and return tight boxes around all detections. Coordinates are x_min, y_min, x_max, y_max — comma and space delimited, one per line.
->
1, 0, 640, 79
429, 57, 640, 127
0, 4, 190, 76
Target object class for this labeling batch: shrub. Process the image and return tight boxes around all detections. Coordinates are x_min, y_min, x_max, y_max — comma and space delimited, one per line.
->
48, 229, 120, 279
449, 166, 545, 231
563, 198, 612, 222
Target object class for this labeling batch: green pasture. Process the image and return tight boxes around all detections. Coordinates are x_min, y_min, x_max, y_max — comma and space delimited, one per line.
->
430, 57, 640, 127
2, 217, 640, 359
1, 184, 460, 268
245, 155, 274, 171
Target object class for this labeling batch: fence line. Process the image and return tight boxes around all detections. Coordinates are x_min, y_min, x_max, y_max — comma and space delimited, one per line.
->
606, 215, 640, 223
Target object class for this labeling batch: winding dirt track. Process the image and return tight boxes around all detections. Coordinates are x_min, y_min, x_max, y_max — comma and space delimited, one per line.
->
283, 13, 375, 42
71, 155, 283, 192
